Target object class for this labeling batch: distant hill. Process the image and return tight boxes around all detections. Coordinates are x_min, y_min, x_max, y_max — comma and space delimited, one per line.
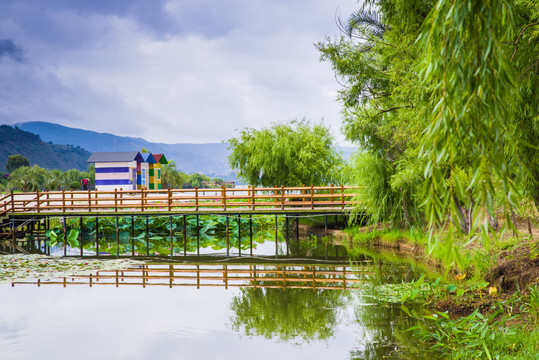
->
15, 121, 357, 180
0, 125, 90, 172
16, 121, 234, 179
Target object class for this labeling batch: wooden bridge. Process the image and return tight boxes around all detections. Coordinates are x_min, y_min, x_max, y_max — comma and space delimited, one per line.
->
0, 185, 360, 256
12, 263, 364, 291
0, 185, 357, 217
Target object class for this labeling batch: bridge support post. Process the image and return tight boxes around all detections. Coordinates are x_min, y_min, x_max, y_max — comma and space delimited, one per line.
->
95, 217, 99, 258
80, 217, 83, 257
249, 214, 253, 256
11, 218, 15, 254
183, 215, 187, 256
63, 216, 67, 257
324, 215, 329, 260
237, 215, 241, 257
226, 216, 229, 258
146, 217, 149, 256
285, 215, 289, 255
131, 216, 135, 256
325, 215, 328, 235
196, 215, 200, 256
169, 216, 173, 260
296, 216, 299, 255
275, 214, 278, 259
116, 216, 119, 258
46, 218, 50, 255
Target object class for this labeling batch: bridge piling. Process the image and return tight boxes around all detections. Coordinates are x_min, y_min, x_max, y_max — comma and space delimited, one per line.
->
237, 215, 241, 257
183, 215, 187, 256
169, 216, 173, 260
226, 215, 229, 258
80, 217, 83, 257
274, 214, 278, 259
131, 216, 135, 256
145, 217, 149, 256
249, 214, 253, 256
95, 217, 99, 258
196, 215, 200, 256
116, 216, 119, 258
63, 216, 67, 257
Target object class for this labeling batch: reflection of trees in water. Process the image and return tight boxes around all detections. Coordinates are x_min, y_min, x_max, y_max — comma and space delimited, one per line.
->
349, 293, 421, 360
230, 286, 349, 343
348, 259, 432, 360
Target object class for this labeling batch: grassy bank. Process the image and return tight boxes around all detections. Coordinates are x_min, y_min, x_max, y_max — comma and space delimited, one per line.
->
344, 222, 539, 359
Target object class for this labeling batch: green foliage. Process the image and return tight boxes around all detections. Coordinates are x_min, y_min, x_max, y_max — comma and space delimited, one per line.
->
43, 214, 284, 255
7, 164, 95, 191
161, 162, 215, 189
6, 154, 30, 172
524, 285, 539, 326
185, 173, 210, 188
408, 308, 539, 359
318, 0, 539, 261
8, 165, 46, 192
227, 119, 343, 187
349, 152, 421, 225
47, 228, 80, 248
69, 181, 81, 190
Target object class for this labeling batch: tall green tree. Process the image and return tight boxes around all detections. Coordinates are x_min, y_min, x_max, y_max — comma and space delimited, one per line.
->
319, 0, 539, 262
227, 119, 343, 187
6, 155, 30, 173
161, 161, 187, 189
8, 165, 46, 192
317, 3, 427, 226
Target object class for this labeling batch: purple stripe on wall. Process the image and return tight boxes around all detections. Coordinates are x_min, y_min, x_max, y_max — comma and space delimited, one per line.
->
95, 179, 132, 185
95, 167, 130, 173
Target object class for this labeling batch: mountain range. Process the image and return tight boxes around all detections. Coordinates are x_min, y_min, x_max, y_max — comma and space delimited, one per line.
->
9, 121, 356, 180
0, 125, 90, 172
16, 121, 235, 179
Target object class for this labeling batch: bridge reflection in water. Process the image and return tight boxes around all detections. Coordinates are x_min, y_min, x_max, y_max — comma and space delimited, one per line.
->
12, 263, 365, 290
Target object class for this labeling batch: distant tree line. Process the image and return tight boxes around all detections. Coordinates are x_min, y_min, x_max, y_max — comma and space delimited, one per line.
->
0, 155, 95, 193
0, 155, 225, 193
161, 161, 230, 189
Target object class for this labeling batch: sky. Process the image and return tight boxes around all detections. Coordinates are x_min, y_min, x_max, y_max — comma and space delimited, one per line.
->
0, 0, 359, 145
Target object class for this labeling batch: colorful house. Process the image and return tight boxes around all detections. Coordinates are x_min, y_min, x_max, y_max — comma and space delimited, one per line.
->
87, 152, 145, 192
149, 153, 168, 189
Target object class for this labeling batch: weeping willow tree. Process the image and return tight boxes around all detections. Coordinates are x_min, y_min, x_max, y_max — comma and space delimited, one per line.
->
318, 0, 539, 266
227, 119, 343, 187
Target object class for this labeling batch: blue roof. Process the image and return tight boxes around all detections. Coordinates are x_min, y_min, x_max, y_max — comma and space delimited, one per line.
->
144, 153, 156, 164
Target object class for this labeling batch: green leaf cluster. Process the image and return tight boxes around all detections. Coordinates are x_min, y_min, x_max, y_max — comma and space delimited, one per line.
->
227, 119, 343, 187
317, 0, 539, 254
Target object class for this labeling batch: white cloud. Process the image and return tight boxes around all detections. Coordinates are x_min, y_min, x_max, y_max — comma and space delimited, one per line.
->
0, 0, 359, 145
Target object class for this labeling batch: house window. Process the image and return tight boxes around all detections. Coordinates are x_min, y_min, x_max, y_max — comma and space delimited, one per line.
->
142, 169, 146, 185
157, 169, 161, 180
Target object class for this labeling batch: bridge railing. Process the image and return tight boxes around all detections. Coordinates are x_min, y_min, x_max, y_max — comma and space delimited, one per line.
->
12, 264, 364, 290
0, 185, 359, 214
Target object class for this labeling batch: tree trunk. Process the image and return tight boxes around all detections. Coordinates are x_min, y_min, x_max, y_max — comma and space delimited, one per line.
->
402, 193, 411, 226
488, 210, 499, 230
452, 194, 469, 234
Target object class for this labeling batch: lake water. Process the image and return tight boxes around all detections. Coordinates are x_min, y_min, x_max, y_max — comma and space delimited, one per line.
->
1, 230, 429, 360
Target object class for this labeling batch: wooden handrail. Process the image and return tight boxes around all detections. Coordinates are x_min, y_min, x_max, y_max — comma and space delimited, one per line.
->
4, 185, 360, 214
12, 264, 363, 290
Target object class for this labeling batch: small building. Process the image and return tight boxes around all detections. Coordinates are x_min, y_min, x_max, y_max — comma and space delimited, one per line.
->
149, 153, 168, 189
138, 153, 152, 190
87, 152, 145, 192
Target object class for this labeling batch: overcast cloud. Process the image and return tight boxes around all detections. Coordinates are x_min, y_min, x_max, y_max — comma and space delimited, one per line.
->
0, 0, 358, 144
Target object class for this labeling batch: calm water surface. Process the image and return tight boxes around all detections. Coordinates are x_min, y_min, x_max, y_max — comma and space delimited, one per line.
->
1, 237, 426, 360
